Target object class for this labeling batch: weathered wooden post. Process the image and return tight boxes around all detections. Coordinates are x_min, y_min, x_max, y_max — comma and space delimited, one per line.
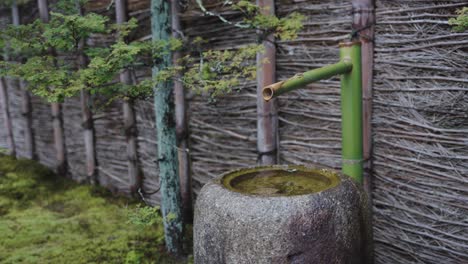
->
74, 0, 98, 184
171, 0, 192, 224
0, 78, 15, 157
0, 0, 23, 158
19, 78, 35, 160
80, 89, 97, 183
151, 0, 184, 255
12, 0, 35, 159
256, 0, 279, 165
115, 0, 141, 195
37, 0, 68, 175
352, 0, 375, 195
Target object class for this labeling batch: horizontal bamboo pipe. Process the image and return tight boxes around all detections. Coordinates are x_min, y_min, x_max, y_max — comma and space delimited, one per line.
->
262, 41, 363, 184
262, 60, 353, 101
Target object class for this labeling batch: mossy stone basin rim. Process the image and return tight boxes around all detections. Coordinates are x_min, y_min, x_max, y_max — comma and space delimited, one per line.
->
221, 165, 341, 196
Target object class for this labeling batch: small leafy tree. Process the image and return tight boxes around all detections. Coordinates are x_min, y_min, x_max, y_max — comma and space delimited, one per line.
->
0, 0, 304, 104
1, 2, 109, 101
449, 7, 468, 32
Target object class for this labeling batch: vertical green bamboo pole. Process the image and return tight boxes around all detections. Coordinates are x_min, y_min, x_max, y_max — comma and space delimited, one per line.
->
151, 0, 183, 255
339, 41, 363, 184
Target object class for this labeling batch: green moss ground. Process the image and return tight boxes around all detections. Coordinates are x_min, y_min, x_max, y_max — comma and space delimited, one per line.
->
0, 154, 186, 264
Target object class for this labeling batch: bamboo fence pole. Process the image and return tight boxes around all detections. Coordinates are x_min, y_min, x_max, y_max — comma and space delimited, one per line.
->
171, 0, 192, 224
11, 0, 19, 28
19, 79, 34, 160
352, 0, 375, 195
256, 0, 279, 165
76, 1, 98, 184
37, 0, 67, 175
0, 1, 21, 158
80, 89, 98, 183
151, 0, 184, 254
115, 0, 141, 195
0, 78, 15, 157
10, 5, 32, 159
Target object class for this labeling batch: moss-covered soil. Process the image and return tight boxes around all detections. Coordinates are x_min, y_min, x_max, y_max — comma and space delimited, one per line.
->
0, 154, 185, 264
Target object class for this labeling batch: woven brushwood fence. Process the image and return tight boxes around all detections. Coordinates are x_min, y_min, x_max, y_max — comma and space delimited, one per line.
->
372, 1, 468, 263
0, 0, 467, 262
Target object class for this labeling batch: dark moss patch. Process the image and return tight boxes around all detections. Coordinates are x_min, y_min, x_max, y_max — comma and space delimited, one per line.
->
0, 154, 188, 264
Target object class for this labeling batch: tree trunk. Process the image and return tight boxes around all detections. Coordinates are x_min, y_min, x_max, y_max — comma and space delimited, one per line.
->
256, 0, 279, 165
171, 0, 192, 224
37, 0, 67, 175
151, 0, 184, 255
0, 78, 15, 157
115, 0, 141, 195
352, 0, 375, 196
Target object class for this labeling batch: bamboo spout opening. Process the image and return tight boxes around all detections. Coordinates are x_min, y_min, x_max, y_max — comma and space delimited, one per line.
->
262, 80, 285, 102
262, 87, 274, 101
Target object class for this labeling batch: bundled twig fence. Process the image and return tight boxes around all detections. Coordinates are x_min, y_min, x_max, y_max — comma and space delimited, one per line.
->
0, 0, 467, 262
372, 0, 468, 263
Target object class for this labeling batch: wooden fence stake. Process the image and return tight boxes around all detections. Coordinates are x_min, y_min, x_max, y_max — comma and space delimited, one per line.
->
115, 0, 141, 194
256, 0, 279, 165
80, 90, 98, 183
0, 78, 15, 157
352, 0, 375, 195
19, 80, 35, 159
12, 0, 36, 159
38, 0, 67, 175
75, 2, 98, 184
171, 0, 192, 224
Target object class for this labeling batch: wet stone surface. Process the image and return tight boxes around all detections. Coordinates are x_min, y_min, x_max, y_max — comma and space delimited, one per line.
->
194, 165, 373, 264
223, 167, 340, 196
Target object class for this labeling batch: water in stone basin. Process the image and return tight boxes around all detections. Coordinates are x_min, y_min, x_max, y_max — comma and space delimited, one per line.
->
225, 168, 340, 196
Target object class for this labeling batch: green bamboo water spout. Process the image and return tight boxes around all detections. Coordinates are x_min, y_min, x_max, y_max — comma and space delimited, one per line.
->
263, 41, 363, 184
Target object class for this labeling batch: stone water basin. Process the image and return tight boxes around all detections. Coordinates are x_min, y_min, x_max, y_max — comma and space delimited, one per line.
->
194, 165, 373, 264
